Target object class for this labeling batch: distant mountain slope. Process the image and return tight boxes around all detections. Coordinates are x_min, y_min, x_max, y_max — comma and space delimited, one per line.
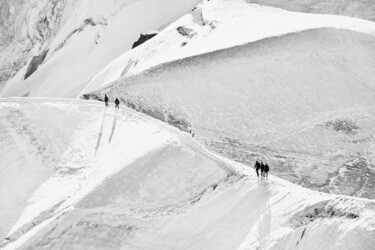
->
84, 28, 375, 199
0, 0, 200, 98
1, 98, 375, 249
250, 0, 375, 21
2, 0, 375, 99
0, 0, 84, 90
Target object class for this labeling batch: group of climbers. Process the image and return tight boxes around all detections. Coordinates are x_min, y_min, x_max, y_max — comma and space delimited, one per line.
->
104, 94, 120, 108
254, 161, 270, 179
103, 95, 271, 179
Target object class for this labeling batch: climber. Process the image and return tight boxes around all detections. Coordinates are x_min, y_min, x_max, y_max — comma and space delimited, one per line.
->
104, 94, 109, 107
264, 163, 270, 178
260, 162, 265, 177
254, 161, 261, 177
115, 98, 120, 109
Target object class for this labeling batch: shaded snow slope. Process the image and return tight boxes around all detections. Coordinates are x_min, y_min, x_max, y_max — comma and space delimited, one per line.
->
1, 98, 375, 249
82, 0, 375, 93
250, 0, 375, 21
0, 0, 200, 98
85, 28, 375, 199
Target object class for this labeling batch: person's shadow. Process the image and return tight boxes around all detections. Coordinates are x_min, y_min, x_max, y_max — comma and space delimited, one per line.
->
257, 178, 271, 250
94, 107, 107, 156
108, 108, 119, 144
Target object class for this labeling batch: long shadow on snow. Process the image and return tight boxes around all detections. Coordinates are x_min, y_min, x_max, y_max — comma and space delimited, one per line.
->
94, 107, 107, 156
109, 108, 119, 144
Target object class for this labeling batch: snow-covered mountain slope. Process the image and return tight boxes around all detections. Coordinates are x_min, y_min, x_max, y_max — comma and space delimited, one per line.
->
84, 27, 375, 199
250, 0, 375, 21
1, 98, 375, 249
0, 0, 200, 98
2, 0, 375, 98
82, 0, 375, 93
0, 0, 83, 90
0, 98, 229, 246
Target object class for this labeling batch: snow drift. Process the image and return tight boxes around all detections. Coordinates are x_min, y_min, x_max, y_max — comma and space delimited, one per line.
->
1, 98, 375, 249
84, 28, 375, 199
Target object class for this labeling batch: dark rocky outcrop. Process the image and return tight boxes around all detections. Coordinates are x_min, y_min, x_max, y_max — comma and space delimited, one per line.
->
54, 18, 105, 52
24, 50, 49, 80
132, 32, 157, 49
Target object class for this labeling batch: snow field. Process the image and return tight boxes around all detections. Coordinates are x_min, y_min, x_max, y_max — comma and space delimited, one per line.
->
1, 98, 375, 249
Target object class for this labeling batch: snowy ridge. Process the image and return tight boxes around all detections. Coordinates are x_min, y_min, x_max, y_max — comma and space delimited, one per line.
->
82, 0, 375, 93
84, 27, 375, 199
0, 98, 375, 249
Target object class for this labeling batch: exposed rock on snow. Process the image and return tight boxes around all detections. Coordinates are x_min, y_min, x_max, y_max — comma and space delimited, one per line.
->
132, 32, 158, 49
24, 50, 48, 80
53, 18, 107, 53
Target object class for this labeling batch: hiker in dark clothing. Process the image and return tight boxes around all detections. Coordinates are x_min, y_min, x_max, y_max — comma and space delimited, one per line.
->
260, 162, 265, 177
115, 98, 120, 109
254, 161, 261, 177
264, 164, 270, 178
104, 95, 109, 107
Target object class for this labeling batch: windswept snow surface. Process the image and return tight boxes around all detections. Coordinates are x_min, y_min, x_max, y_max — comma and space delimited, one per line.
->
82, 0, 375, 93
0, 0, 201, 98
0, 98, 229, 247
85, 28, 375, 199
1, 98, 375, 249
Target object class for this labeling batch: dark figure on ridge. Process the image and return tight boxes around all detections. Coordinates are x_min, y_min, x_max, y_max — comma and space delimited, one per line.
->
104, 94, 109, 107
260, 162, 265, 177
264, 163, 269, 178
254, 161, 260, 177
115, 98, 120, 109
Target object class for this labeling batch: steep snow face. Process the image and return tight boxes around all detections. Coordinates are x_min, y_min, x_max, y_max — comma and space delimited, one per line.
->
85, 28, 375, 199
1, 99, 375, 249
82, 0, 375, 93
0, 0, 83, 89
0, 0, 201, 98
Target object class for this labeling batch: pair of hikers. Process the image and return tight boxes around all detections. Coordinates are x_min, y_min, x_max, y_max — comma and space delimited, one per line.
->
254, 161, 270, 178
104, 95, 120, 108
